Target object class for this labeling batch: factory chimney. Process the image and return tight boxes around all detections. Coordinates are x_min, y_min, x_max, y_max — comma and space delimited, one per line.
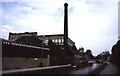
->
64, 3, 68, 52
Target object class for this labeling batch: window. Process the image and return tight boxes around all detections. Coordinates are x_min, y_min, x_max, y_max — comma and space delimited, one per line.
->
52, 39, 54, 42
44, 40, 48, 45
59, 39, 61, 43
55, 39, 57, 43
12, 35, 14, 38
62, 39, 64, 43
10, 35, 12, 38
34, 58, 38, 61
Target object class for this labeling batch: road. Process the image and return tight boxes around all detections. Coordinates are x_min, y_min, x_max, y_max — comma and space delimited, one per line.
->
99, 63, 118, 74
2, 63, 100, 75
69, 63, 100, 74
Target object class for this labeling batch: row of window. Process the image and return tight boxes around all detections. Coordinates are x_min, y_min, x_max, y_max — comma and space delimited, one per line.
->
52, 39, 64, 43
3, 41, 49, 50
10, 34, 30, 38
10, 34, 37, 41
43, 39, 64, 45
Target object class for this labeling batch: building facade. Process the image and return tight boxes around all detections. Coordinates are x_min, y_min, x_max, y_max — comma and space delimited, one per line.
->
7, 32, 76, 66
2, 39, 50, 70
9, 32, 37, 41
9, 32, 75, 49
74, 52, 88, 61
37, 34, 75, 48
37, 34, 64, 46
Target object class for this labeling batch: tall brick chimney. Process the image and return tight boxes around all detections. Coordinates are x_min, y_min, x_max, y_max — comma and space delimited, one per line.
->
64, 3, 68, 52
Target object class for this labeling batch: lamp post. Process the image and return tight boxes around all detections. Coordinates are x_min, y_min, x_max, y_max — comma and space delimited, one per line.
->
40, 35, 45, 67
42, 35, 45, 57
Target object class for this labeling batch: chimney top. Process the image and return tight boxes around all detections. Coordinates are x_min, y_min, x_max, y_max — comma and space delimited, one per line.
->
64, 3, 68, 6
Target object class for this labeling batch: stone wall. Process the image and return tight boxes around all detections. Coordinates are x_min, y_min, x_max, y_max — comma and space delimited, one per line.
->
2, 55, 50, 70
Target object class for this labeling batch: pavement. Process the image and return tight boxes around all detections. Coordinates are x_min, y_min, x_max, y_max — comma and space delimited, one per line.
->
100, 63, 118, 74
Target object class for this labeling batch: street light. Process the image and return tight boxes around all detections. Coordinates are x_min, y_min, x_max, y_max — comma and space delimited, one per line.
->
42, 35, 45, 57
40, 35, 45, 67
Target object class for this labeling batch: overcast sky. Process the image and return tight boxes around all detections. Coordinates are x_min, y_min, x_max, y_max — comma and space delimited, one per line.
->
0, 0, 119, 56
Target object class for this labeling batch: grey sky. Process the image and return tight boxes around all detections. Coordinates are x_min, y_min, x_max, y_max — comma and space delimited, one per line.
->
0, 0, 119, 56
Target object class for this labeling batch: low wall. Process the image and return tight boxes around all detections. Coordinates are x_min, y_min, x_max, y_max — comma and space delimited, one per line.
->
2, 55, 50, 70
2, 64, 71, 75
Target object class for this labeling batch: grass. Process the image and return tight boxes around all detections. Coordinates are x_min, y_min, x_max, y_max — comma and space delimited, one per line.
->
89, 63, 107, 76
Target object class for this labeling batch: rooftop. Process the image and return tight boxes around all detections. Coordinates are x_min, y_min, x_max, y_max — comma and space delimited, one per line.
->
9, 32, 37, 35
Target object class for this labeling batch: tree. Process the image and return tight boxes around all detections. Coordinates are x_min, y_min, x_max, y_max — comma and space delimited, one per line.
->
86, 49, 92, 55
86, 49, 94, 59
95, 51, 110, 60
79, 47, 84, 52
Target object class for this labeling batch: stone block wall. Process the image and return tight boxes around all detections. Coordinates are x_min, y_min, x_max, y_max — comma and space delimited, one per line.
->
2, 55, 50, 70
